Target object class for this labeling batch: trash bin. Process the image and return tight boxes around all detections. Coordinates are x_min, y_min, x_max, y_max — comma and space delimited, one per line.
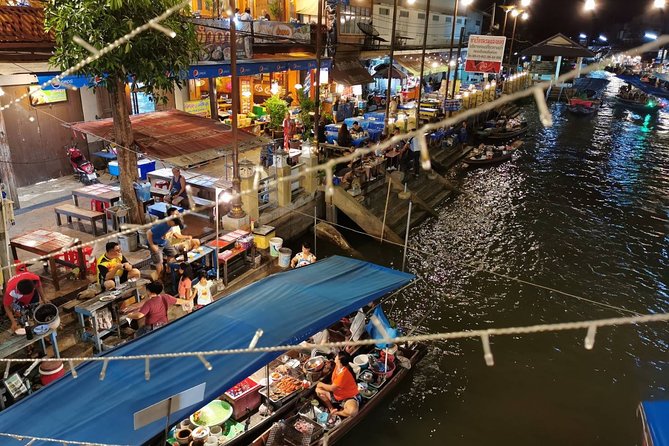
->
118, 233, 138, 252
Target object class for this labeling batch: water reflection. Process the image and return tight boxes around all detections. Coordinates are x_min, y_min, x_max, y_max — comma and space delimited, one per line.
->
341, 74, 669, 445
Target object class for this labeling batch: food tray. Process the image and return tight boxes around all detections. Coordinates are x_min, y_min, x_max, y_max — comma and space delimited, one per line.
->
284, 414, 324, 446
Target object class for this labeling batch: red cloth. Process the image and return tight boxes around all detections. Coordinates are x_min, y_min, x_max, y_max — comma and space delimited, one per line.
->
3, 272, 41, 307
140, 294, 177, 326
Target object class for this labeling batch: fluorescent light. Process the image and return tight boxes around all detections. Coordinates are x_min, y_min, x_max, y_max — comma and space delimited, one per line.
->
579, 33, 587, 39
645, 32, 658, 40
598, 34, 607, 41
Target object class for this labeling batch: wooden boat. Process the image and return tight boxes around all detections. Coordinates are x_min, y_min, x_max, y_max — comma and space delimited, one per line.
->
613, 94, 662, 111
250, 342, 427, 446
464, 140, 523, 167
481, 122, 528, 141
567, 97, 600, 115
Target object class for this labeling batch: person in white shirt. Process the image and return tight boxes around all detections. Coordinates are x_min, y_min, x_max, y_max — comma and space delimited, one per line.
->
239, 8, 253, 58
192, 271, 213, 307
290, 241, 317, 268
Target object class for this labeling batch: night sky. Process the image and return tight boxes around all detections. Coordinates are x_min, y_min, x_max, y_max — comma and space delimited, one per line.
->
478, 0, 659, 43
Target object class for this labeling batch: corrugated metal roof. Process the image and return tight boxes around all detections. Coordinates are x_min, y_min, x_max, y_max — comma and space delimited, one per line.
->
68, 110, 269, 169
0, 6, 53, 44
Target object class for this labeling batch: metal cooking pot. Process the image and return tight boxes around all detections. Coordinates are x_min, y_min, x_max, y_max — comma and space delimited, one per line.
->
33, 304, 60, 330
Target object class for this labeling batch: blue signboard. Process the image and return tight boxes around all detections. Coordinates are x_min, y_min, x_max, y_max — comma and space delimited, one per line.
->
188, 59, 331, 79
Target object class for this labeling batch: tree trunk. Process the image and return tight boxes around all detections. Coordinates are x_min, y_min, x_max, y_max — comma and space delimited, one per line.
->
109, 77, 143, 224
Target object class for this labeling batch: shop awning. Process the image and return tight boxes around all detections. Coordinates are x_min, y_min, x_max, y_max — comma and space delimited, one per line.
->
67, 110, 267, 168
0, 257, 413, 445
330, 56, 374, 86
189, 57, 331, 79
395, 55, 450, 76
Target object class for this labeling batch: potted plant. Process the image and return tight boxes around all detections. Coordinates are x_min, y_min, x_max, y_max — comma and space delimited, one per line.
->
264, 94, 288, 139
268, 0, 283, 21
296, 88, 315, 141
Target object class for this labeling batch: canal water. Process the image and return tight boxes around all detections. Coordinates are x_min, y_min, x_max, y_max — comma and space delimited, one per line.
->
319, 75, 669, 445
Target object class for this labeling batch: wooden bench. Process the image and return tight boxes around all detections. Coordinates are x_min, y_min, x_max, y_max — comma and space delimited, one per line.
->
55, 204, 107, 236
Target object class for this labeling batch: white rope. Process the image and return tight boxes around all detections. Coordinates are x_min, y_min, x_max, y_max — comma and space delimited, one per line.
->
0, 432, 125, 446
0, 0, 191, 112
3, 37, 666, 278
1, 312, 667, 364
286, 207, 643, 317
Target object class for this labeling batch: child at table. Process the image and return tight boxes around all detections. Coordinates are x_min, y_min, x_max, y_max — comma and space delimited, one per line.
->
177, 263, 195, 313
193, 271, 213, 308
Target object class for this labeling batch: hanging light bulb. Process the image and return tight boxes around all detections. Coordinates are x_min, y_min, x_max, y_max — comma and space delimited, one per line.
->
584, 0, 596, 11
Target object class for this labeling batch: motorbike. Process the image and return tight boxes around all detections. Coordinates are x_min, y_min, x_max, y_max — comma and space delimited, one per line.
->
66, 144, 98, 185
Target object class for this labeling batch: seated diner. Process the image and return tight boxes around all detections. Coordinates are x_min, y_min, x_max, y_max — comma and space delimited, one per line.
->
97, 241, 141, 290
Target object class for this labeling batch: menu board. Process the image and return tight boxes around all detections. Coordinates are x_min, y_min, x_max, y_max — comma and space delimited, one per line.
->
240, 79, 252, 114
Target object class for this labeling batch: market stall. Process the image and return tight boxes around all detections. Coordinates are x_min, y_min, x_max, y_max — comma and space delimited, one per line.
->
0, 257, 413, 445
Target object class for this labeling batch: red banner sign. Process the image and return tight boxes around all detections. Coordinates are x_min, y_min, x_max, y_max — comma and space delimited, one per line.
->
464, 60, 502, 73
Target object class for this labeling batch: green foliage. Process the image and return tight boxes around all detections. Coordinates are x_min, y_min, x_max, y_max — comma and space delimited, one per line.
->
44, 0, 200, 102
268, 0, 283, 20
296, 88, 314, 141
264, 95, 288, 130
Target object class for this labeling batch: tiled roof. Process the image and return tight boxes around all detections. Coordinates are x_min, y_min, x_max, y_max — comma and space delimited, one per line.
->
0, 6, 53, 44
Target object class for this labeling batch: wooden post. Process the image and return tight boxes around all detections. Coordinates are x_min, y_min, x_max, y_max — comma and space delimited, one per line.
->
109, 79, 142, 223
383, 0, 399, 130
208, 77, 218, 121
0, 111, 19, 207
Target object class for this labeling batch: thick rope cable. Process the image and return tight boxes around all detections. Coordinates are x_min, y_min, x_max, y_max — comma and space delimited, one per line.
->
1, 36, 666, 288
286, 208, 643, 316
0, 432, 123, 446
1, 312, 667, 364
0, 0, 191, 113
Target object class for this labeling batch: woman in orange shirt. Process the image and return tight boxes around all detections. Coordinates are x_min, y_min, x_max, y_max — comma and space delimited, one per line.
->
316, 351, 360, 418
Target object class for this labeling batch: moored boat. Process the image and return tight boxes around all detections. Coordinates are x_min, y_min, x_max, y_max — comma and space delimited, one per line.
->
567, 98, 600, 115
249, 340, 427, 446
614, 85, 662, 111
463, 140, 523, 167
0, 256, 416, 446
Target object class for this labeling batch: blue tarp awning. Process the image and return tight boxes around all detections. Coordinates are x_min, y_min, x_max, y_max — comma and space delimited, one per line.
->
616, 74, 669, 99
0, 256, 412, 445
641, 401, 669, 446
188, 58, 331, 79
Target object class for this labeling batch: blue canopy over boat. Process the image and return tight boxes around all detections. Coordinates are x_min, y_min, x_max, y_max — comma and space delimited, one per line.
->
0, 256, 413, 445
640, 401, 669, 446
616, 74, 669, 99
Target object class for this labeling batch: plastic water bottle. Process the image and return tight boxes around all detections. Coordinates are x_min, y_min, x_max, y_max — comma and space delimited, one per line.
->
114, 275, 121, 289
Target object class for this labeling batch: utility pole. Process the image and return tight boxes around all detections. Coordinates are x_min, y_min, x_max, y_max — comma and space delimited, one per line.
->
416, 0, 432, 124
0, 108, 19, 207
383, 0, 399, 131
451, 26, 466, 98
313, 0, 323, 140
228, 1, 246, 220
444, 0, 460, 97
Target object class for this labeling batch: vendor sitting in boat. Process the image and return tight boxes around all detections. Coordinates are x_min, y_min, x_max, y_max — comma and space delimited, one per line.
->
315, 351, 360, 418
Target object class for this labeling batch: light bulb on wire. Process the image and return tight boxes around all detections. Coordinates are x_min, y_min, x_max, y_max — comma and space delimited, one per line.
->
584, 0, 596, 11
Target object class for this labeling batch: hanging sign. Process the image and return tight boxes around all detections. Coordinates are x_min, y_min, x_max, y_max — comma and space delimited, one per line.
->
465, 35, 506, 73
184, 99, 211, 117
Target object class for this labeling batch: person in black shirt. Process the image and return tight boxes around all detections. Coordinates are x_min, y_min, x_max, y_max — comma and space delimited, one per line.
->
337, 123, 353, 147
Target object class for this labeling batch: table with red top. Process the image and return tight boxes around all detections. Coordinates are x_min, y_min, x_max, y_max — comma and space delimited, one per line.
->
71, 184, 121, 208
10, 230, 86, 291
207, 229, 254, 286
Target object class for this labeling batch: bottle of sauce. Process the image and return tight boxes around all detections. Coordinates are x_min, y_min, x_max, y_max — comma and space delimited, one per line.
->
25, 321, 33, 340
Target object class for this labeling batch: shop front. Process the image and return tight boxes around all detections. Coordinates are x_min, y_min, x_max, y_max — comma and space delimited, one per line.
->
185, 58, 331, 135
